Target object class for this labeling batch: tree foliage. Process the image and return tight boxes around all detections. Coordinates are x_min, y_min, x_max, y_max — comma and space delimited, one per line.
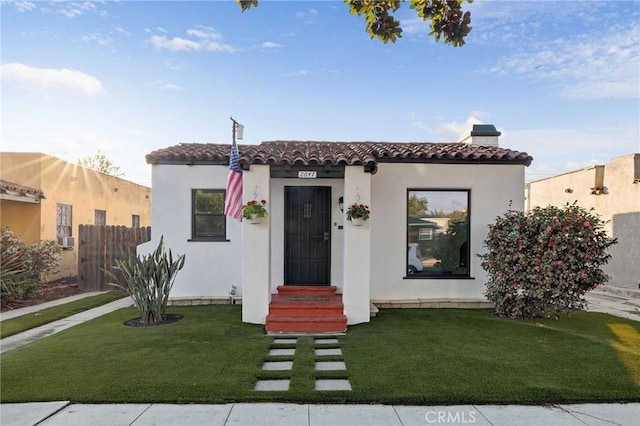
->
77, 150, 125, 177
408, 194, 429, 217
447, 210, 467, 228
480, 204, 616, 319
196, 190, 224, 213
434, 210, 468, 273
237, 0, 472, 45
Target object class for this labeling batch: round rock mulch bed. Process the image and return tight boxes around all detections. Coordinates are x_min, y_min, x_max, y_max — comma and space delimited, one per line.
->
124, 314, 183, 327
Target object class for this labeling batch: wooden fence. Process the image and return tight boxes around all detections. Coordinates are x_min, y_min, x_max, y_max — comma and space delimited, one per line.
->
78, 225, 151, 291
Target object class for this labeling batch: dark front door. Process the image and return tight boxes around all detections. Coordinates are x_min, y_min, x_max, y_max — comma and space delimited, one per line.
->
284, 186, 331, 286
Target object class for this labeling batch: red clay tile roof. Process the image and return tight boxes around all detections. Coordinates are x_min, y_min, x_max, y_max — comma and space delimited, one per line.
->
0, 179, 45, 198
146, 141, 533, 168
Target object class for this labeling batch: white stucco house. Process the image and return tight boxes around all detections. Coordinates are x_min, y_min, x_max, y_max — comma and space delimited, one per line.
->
141, 125, 533, 330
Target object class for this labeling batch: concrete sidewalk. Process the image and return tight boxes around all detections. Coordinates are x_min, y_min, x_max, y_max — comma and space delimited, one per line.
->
0, 296, 133, 354
0, 292, 109, 321
584, 285, 640, 322
1, 401, 639, 426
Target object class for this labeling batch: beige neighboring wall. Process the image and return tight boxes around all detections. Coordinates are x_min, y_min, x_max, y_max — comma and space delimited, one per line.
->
526, 154, 640, 289
0, 152, 151, 279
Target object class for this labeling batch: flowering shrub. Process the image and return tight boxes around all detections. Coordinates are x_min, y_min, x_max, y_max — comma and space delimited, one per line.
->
242, 199, 268, 219
1, 227, 61, 305
346, 203, 370, 221
479, 203, 616, 319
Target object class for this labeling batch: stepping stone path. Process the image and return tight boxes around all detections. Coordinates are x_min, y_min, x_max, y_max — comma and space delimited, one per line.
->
254, 336, 352, 392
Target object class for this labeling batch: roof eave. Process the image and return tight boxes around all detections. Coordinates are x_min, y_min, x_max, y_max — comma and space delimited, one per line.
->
147, 158, 229, 166
376, 158, 533, 167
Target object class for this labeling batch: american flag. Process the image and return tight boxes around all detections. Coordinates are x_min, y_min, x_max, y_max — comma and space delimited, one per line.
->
224, 141, 243, 221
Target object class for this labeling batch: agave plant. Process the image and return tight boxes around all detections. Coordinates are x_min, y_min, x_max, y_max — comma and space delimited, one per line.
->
109, 236, 185, 325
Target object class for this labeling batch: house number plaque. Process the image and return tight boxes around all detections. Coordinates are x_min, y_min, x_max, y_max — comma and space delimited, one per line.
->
298, 171, 317, 179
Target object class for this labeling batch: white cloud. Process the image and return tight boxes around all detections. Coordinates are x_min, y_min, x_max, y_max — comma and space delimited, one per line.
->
81, 33, 112, 46
14, 1, 36, 12
501, 127, 639, 181
81, 25, 131, 47
284, 70, 311, 77
262, 41, 282, 49
491, 24, 640, 100
113, 26, 131, 36
41, 132, 123, 163
144, 80, 181, 91
473, 1, 639, 100
433, 112, 489, 140
469, 0, 607, 46
163, 60, 185, 70
401, 17, 429, 35
150, 35, 202, 51
148, 27, 234, 52
296, 8, 318, 23
0, 63, 105, 95
186, 25, 222, 40
410, 111, 495, 141
57, 1, 97, 18
145, 27, 167, 34
409, 112, 429, 132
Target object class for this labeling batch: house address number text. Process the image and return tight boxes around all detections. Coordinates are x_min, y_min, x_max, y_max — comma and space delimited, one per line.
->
298, 171, 317, 178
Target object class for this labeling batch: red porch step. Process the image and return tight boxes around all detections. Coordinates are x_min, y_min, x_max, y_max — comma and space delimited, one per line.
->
265, 286, 347, 334
274, 285, 339, 297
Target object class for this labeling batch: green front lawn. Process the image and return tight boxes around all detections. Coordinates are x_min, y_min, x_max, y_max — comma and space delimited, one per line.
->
1, 306, 638, 404
0, 292, 128, 339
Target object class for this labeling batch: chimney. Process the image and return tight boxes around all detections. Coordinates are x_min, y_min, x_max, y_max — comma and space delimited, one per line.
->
590, 165, 605, 195
458, 124, 501, 147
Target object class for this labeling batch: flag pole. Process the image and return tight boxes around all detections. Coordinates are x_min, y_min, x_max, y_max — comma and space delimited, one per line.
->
230, 116, 237, 146
230, 116, 243, 144
225, 117, 244, 221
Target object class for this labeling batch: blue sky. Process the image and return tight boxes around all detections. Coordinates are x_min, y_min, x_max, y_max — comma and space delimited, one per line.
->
1, 0, 639, 186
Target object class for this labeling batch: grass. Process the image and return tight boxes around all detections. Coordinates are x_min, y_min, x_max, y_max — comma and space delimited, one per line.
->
0, 292, 128, 339
1, 305, 639, 405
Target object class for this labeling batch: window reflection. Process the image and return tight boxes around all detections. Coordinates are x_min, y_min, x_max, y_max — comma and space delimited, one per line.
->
407, 190, 469, 277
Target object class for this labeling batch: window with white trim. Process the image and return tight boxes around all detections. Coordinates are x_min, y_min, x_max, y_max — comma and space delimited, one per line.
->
57, 203, 73, 237
418, 228, 433, 241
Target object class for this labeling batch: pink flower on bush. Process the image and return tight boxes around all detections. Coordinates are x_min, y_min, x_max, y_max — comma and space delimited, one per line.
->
548, 241, 555, 247
546, 226, 552, 232
583, 221, 590, 228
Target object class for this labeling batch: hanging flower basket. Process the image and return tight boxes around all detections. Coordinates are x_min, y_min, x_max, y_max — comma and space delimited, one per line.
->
242, 200, 268, 223
247, 214, 262, 224
346, 203, 370, 225
351, 217, 365, 226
